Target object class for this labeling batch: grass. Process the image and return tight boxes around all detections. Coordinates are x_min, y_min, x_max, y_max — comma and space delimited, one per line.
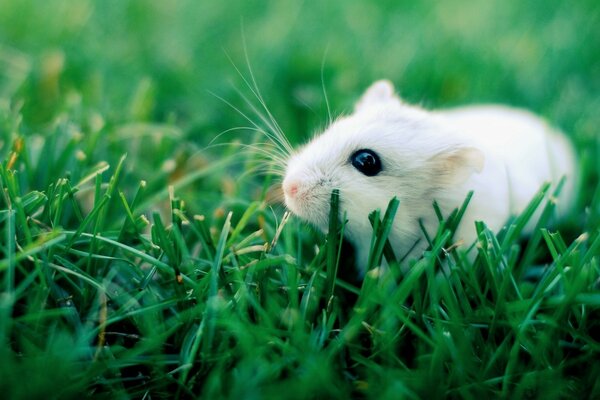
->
1, 0, 599, 398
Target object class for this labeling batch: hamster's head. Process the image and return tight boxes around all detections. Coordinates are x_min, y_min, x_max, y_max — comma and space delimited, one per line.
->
282, 80, 484, 239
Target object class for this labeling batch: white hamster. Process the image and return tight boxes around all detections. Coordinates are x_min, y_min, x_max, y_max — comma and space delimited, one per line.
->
282, 80, 577, 274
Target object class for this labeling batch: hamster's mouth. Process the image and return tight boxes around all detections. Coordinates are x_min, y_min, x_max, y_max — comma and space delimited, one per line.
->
283, 190, 330, 231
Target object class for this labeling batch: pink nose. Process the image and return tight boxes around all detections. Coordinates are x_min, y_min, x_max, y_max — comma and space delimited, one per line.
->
283, 180, 299, 198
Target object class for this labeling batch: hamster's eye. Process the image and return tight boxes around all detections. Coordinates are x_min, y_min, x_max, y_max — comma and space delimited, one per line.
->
350, 149, 382, 176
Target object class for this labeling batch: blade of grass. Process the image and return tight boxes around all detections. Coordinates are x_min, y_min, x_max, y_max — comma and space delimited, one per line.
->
326, 189, 342, 302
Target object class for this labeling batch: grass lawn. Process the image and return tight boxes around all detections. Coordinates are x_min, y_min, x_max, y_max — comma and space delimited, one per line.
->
1, 0, 599, 398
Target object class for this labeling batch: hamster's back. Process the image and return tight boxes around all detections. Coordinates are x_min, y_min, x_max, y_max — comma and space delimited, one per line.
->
437, 105, 577, 224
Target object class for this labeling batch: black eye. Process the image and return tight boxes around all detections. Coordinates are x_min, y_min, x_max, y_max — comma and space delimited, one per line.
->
350, 149, 382, 176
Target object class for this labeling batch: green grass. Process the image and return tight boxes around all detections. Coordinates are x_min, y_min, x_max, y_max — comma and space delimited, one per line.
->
1, 0, 599, 398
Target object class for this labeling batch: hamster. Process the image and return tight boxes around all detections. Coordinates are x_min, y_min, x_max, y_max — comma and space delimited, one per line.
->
281, 80, 577, 274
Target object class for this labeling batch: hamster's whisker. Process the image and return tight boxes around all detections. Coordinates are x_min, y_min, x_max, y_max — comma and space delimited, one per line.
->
250, 164, 286, 177
208, 89, 266, 133
268, 190, 285, 203
232, 87, 293, 156
320, 45, 333, 125
244, 163, 286, 178
199, 140, 288, 176
224, 47, 294, 157
236, 143, 289, 168
238, 40, 294, 155
208, 90, 290, 157
242, 139, 290, 163
207, 126, 275, 148
250, 141, 290, 163
235, 157, 287, 181
235, 153, 286, 176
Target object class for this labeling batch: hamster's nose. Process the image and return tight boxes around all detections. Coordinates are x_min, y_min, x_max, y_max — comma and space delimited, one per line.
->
282, 180, 299, 198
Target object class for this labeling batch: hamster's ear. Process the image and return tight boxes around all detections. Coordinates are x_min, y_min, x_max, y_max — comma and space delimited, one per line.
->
432, 147, 485, 185
354, 80, 400, 112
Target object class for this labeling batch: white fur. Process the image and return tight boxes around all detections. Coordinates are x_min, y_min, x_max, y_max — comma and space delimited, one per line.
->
282, 80, 577, 274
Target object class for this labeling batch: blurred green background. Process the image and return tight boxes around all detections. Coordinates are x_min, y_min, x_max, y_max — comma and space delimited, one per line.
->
1, 0, 599, 140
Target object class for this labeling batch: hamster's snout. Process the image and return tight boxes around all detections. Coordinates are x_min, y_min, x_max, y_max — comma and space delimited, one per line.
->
281, 172, 335, 230
282, 177, 303, 217
282, 179, 299, 199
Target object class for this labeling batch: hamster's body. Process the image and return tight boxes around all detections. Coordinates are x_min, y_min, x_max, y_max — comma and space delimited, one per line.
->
282, 81, 577, 274
435, 105, 576, 237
